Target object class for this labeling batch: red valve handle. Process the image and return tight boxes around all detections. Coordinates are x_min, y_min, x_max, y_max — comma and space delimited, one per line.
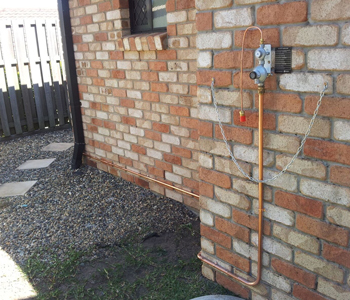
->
239, 111, 246, 122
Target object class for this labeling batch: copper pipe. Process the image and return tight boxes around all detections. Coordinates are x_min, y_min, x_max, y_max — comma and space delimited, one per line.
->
83, 152, 199, 199
197, 87, 265, 286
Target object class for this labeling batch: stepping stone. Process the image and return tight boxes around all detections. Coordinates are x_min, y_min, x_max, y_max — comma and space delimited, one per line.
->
42, 143, 74, 151
16, 158, 56, 170
0, 181, 37, 198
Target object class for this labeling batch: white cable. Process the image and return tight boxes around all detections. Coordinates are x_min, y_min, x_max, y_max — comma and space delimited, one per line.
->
212, 81, 328, 183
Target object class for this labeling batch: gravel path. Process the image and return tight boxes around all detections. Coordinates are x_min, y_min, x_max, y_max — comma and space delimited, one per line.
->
0, 129, 198, 265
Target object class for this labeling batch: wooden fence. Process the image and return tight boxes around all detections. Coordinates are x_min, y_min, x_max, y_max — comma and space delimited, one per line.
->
0, 19, 70, 138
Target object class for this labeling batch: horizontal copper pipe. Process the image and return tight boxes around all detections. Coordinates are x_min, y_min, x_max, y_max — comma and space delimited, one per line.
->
83, 153, 199, 199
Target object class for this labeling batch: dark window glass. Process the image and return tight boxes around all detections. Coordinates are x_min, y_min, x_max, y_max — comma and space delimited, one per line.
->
129, 0, 167, 34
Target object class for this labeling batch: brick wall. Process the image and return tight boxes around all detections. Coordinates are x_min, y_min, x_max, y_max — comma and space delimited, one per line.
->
69, 0, 199, 210
197, 0, 350, 299
69, 0, 350, 299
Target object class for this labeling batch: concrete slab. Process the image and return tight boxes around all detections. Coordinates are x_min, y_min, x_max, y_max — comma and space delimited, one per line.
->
190, 296, 244, 300
42, 143, 74, 152
0, 181, 37, 197
16, 158, 56, 170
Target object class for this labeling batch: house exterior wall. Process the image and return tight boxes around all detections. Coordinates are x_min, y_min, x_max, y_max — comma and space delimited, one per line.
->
69, 0, 350, 299
69, 0, 200, 210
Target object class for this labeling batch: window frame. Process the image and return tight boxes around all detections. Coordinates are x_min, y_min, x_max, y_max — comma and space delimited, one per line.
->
129, 0, 167, 34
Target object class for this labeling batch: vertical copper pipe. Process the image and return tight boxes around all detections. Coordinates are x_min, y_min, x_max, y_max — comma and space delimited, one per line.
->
197, 87, 265, 286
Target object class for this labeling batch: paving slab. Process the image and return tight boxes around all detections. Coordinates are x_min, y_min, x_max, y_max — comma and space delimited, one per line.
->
16, 158, 56, 170
190, 296, 244, 300
42, 143, 74, 151
0, 181, 37, 197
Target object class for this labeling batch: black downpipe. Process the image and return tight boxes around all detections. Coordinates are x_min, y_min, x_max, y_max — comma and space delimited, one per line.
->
57, 0, 85, 169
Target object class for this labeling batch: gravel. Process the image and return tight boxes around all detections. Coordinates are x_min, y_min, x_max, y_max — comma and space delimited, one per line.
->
0, 129, 198, 265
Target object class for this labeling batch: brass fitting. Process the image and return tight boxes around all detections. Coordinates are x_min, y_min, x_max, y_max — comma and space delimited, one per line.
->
258, 86, 265, 94
260, 39, 265, 45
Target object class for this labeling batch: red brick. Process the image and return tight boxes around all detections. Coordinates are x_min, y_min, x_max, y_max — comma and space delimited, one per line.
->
145, 130, 161, 141
296, 214, 349, 247
170, 106, 189, 116
166, 0, 175, 12
255, 93, 302, 113
199, 182, 213, 198
190, 85, 197, 96
94, 33, 108, 41
216, 217, 250, 243
199, 121, 213, 137
112, 0, 128, 9
196, 12, 212, 31
199, 168, 231, 189
155, 160, 172, 172
183, 178, 199, 191
131, 144, 146, 155
78, 0, 90, 5
104, 121, 116, 130
167, 24, 177, 36
216, 272, 250, 299
119, 156, 132, 166
120, 98, 134, 108
90, 102, 101, 111
153, 122, 170, 133
80, 15, 92, 25
142, 92, 159, 102
164, 153, 182, 165
330, 165, 350, 187
77, 44, 89, 52
172, 146, 191, 158
120, 171, 134, 182
148, 166, 164, 178
87, 124, 98, 133
98, 1, 111, 12
176, 0, 195, 10
233, 110, 276, 130
215, 125, 252, 145
141, 71, 158, 81
111, 70, 125, 79
272, 258, 316, 289
93, 78, 105, 86
151, 83, 168, 93
200, 224, 231, 249
184, 196, 199, 211
110, 51, 124, 60
78, 85, 88, 93
232, 208, 271, 235
293, 284, 328, 300
214, 50, 254, 69
147, 35, 157, 51
92, 118, 103, 126
305, 96, 350, 119
304, 139, 350, 166
323, 243, 350, 269
235, 28, 280, 48
73, 35, 82, 43
216, 246, 250, 273
257, 1, 308, 25
86, 69, 98, 77
135, 177, 149, 189
233, 71, 277, 90
149, 61, 167, 71
157, 50, 177, 60
122, 116, 136, 126
91, 61, 103, 69
101, 104, 112, 112
113, 89, 127, 97
197, 70, 232, 87
180, 118, 199, 129
100, 142, 112, 152
275, 190, 323, 218
129, 37, 137, 51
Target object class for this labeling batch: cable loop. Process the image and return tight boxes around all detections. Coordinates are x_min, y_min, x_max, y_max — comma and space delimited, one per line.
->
211, 80, 328, 184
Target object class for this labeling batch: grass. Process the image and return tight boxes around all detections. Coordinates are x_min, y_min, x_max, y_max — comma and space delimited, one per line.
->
22, 227, 235, 300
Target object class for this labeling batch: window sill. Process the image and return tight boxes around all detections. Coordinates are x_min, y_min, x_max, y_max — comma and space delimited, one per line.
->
117, 32, 167, 52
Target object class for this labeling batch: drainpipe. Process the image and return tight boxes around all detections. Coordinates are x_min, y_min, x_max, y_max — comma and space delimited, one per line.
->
57, 0, 85, 169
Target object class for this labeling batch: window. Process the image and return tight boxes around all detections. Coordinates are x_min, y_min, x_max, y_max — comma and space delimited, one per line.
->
129, 0, 167, 34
